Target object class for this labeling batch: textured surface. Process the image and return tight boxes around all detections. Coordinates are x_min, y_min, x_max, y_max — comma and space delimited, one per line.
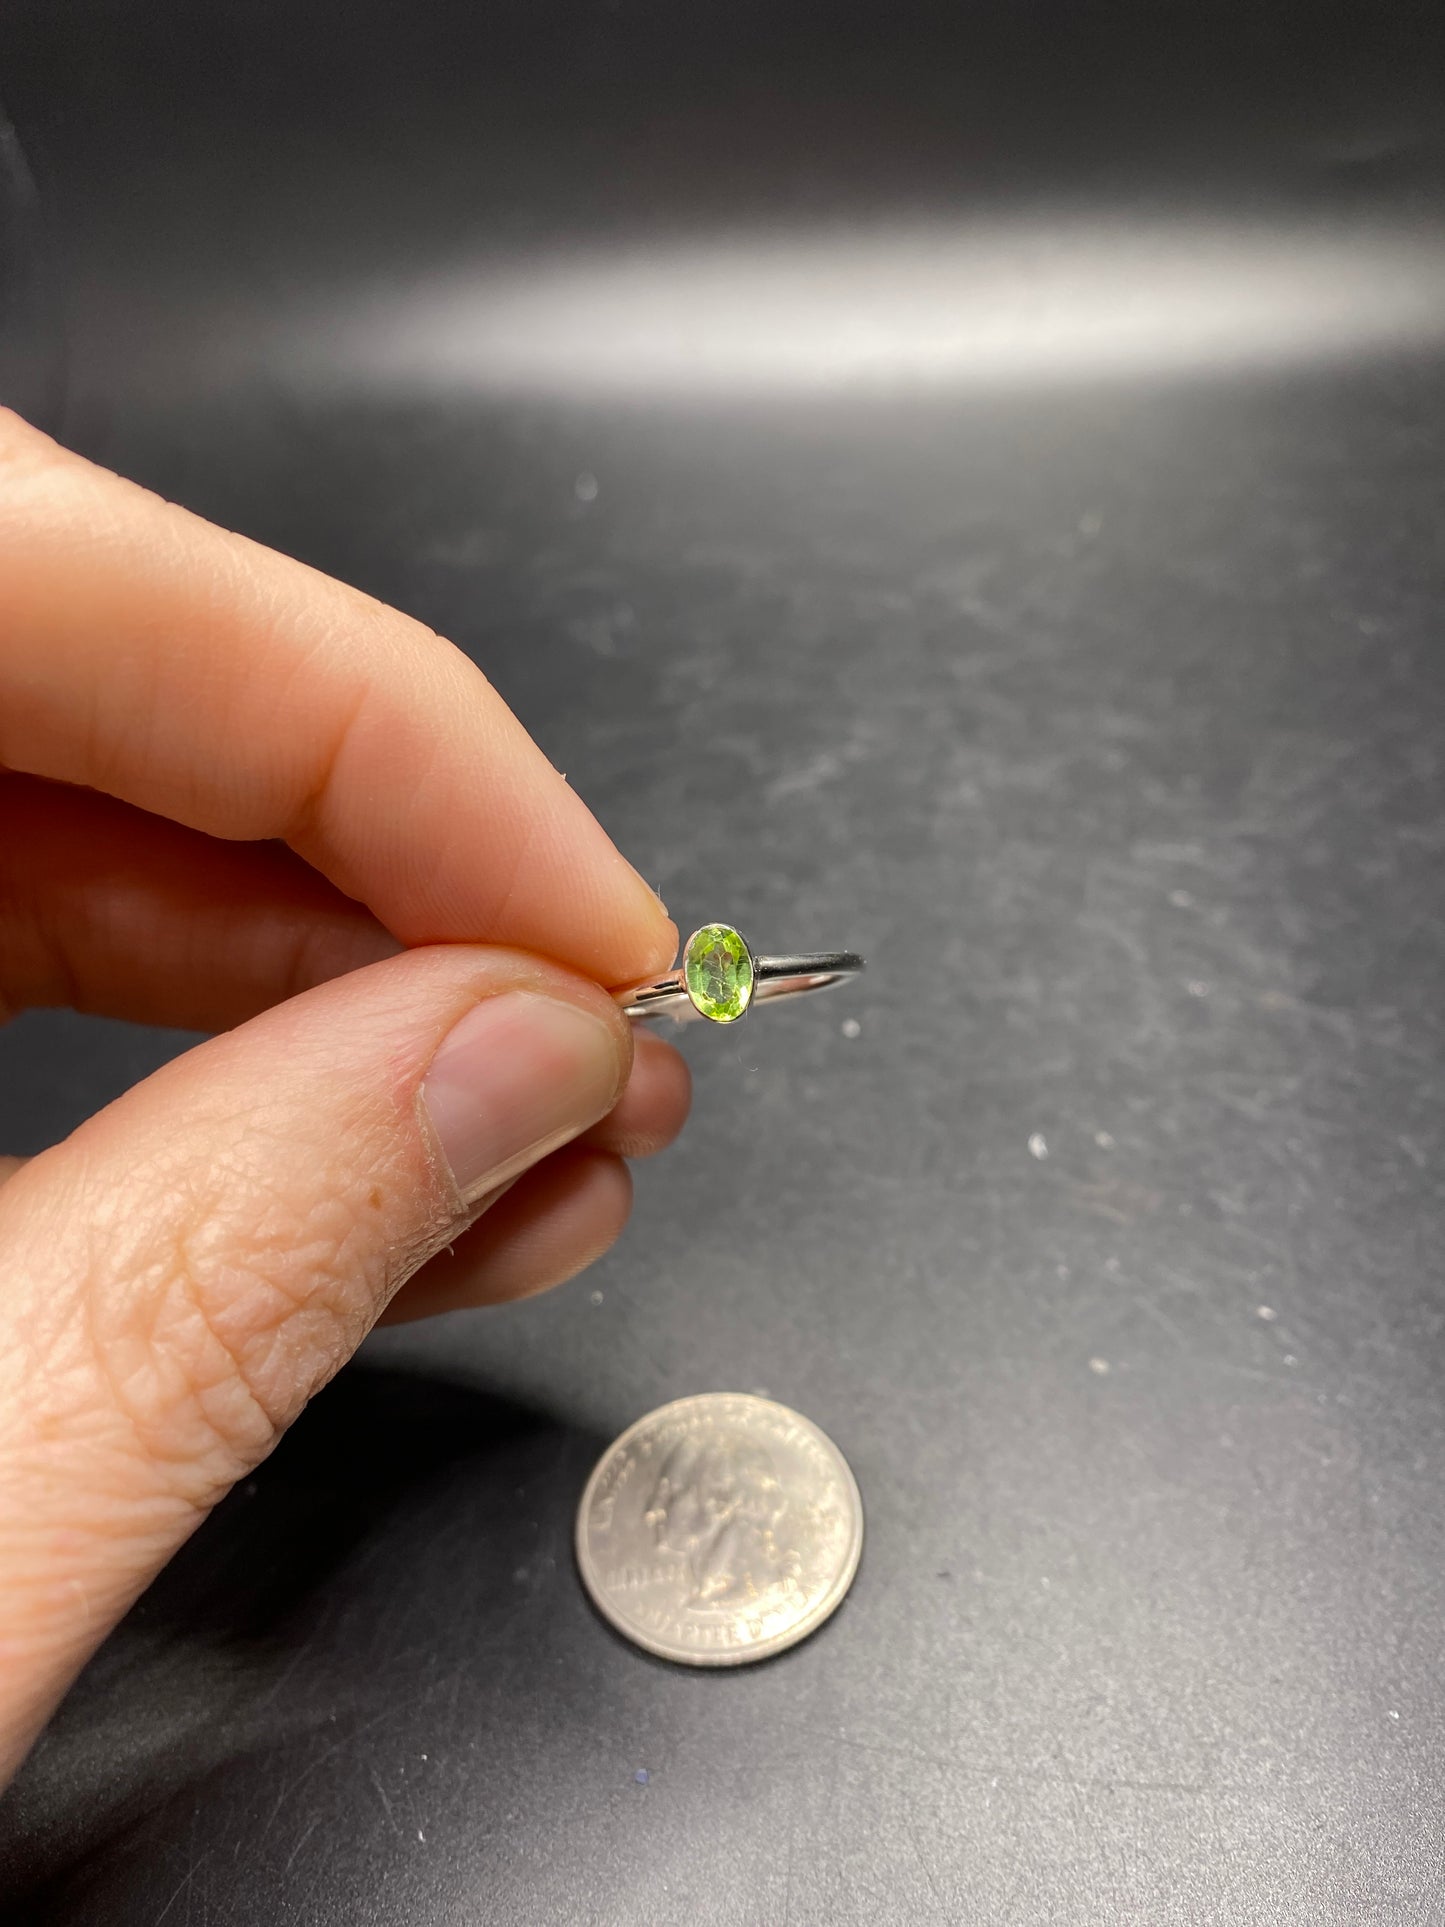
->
576, 1394, 865, 1666
3, 3, 1445, 1920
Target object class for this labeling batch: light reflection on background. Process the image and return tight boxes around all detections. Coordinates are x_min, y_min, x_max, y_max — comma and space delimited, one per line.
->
299, 214, 1445, 399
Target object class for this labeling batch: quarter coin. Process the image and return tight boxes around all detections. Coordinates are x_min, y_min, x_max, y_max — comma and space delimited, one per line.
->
576, 1393, 863, 1666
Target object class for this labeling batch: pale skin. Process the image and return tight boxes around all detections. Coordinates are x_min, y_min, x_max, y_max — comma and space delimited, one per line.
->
0, 410, 693, 1785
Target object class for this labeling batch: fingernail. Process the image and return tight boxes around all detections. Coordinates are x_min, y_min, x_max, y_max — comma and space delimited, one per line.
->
422, 992, 624, 1204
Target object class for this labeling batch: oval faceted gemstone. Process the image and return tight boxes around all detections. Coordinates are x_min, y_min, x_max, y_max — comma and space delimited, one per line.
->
683, 924, 755, 1022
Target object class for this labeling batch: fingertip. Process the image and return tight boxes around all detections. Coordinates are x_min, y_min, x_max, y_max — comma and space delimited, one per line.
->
586, 1027, 693, 1159
598, 870, 677, 987
380, 1147, 634, 1321
641, 906, 680, 981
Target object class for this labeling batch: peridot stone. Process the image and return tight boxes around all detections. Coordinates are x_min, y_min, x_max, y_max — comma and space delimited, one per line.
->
683, 924, 755, 1023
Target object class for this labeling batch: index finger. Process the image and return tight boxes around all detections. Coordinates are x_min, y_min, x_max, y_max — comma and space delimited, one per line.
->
0, 412, 675, 987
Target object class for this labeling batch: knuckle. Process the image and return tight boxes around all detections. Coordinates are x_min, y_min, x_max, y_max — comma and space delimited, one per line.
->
81, 1132, 419, 1505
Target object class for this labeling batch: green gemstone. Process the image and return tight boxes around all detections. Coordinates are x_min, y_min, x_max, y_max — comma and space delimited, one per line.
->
683, 923, 755, 1023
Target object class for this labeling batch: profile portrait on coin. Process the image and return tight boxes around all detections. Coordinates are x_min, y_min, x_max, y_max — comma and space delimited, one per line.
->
643, 1434, 802, 1606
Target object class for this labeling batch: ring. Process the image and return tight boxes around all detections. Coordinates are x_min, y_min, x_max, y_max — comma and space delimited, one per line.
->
615, 922, 865, 1025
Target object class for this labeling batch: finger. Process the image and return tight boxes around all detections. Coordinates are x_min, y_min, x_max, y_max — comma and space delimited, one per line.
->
381, 1146, 633, 1323
1, 774, 399, 1029
582, 1026, 693, 1159
0, 1160, 24, 1189
0, 943, 641, 1784
0, 778, 688, 1132
0, 411, 674, 986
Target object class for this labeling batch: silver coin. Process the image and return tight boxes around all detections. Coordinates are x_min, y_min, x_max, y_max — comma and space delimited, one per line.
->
576, 1393, 863, 1666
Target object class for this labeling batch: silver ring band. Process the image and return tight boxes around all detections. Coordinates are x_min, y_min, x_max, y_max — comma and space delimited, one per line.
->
615, 925, 864, 1024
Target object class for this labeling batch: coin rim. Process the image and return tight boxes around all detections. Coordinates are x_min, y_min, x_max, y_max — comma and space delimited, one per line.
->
575, 1392, 864, 1667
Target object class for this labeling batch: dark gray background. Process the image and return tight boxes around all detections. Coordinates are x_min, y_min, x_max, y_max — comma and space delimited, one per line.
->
2, 2, 1445, 1919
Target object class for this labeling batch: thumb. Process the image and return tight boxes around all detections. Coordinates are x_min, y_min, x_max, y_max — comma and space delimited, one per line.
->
0, 944, 632, 1781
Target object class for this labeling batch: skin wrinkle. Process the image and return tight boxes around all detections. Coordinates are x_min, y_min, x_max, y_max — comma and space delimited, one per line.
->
294, 652, 521, 945
92, 1238, 356, 1502
7, 1087, 447, 1508
474, 803, 543, 980
168, 1166, 395, 1388
2, 1156, 323, 1533
0, 948, 670, 1449
97, 1293, 277, 1505
331, 682, 472, 928
0, 410, 692, 1777
100, 1031, 495, 1491
0, 412, 677, 988
278, 661, 373, 875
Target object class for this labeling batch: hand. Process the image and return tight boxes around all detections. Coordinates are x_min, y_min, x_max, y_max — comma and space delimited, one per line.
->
0, 411, 692, 1783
